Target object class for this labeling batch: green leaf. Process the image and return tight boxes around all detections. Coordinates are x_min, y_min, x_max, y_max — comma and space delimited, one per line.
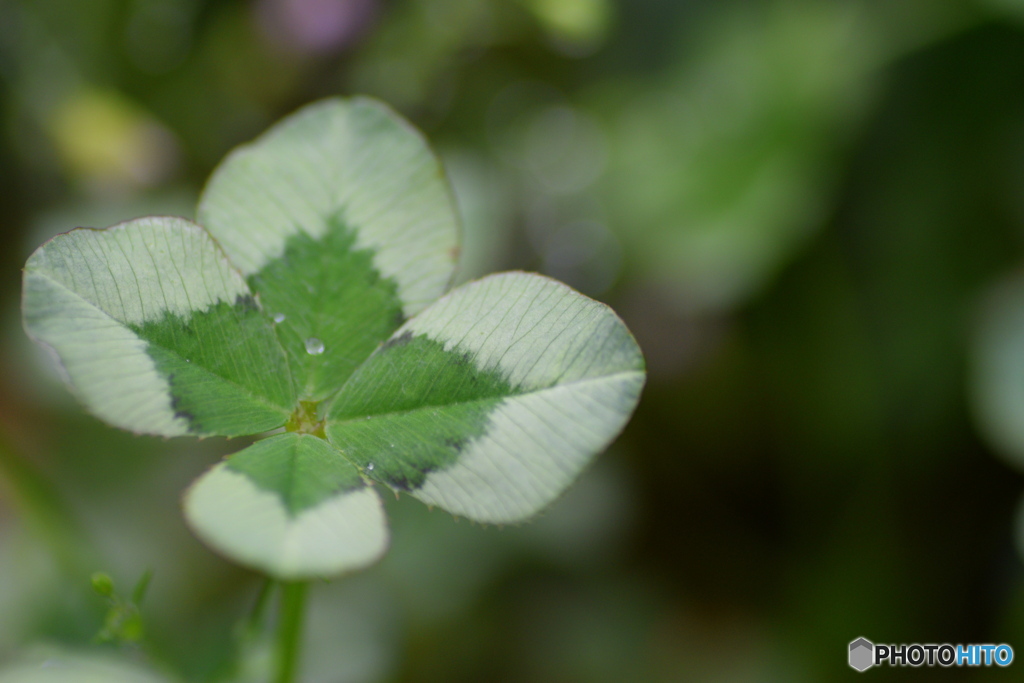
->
197, 97, 460, 400
184, 432, 388, 579
325, 272, 645, 523
22, 216, 294, 437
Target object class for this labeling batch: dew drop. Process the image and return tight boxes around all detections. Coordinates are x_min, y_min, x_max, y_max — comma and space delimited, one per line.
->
305, 337, 325, 355
185, 358, 191, 363
273, 313, 286, 323
366, 462, 375, 471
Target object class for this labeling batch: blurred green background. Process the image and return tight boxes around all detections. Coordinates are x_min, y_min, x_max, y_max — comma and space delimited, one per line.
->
6, 0, 1024, 680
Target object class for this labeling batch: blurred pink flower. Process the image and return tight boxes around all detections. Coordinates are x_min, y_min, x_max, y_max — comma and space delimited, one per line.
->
258, 0, 377, 54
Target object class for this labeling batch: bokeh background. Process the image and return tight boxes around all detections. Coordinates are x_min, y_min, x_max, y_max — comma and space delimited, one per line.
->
5, 0, 1024, 680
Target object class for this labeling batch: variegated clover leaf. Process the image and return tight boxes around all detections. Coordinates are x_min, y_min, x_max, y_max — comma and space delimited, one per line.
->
22, 97, 646, 580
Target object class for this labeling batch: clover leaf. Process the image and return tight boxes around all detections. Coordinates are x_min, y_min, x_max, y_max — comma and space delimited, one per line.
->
22, 97, 646, 580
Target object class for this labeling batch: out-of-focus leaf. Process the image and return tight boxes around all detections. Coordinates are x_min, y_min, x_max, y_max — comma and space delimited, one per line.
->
0, 649, 172, 683
519, 0, 612, 49
971, 274, 1024, 469
47, 89, 178, 191
601, 1, 878, 311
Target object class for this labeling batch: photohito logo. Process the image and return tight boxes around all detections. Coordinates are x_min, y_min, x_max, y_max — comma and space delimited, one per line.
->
849, 638, 874, 672
848, 637, 1014, 671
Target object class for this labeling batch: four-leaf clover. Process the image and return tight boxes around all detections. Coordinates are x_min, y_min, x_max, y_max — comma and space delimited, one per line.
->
22, 97, 645, 579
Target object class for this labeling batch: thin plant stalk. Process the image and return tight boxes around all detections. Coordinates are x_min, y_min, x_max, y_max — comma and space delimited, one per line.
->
274, 581, 309, 683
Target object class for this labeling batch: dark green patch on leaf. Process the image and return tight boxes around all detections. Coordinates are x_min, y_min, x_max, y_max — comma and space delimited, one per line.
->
326, 334, 512, 490
227, 432, 365, 515
130, 295, 294, 436
248, 214, 405, 402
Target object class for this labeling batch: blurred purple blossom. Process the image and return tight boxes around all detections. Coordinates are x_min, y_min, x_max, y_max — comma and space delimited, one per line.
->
257, 0, 377, 54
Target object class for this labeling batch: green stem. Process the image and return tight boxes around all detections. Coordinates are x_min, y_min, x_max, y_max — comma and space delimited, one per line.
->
274, 581, 309, 683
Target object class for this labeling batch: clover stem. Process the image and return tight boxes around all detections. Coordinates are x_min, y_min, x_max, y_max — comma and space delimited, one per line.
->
274, 581, 309, 683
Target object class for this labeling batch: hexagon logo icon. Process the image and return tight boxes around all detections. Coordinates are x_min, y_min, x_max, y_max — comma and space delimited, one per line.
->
849, 637, 874, 672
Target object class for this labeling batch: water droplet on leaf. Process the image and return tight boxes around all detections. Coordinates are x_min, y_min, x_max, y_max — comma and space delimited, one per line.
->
273, 313, 286, 323
366, 462, 375, 471
305, 337, 325, 355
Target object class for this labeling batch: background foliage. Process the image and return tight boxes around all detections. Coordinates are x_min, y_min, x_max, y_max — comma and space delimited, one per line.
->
4, 0, 1024, 680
